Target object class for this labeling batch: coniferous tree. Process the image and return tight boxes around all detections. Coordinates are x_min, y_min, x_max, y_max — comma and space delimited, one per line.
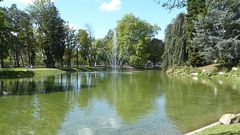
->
186, 0, 207, 66
0, 7, 10, 68
192, 0, 240, 66
30, 0, 66, 67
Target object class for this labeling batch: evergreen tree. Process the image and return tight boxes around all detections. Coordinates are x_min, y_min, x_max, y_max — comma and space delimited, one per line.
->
30, 0, 66, 67
192, 0, 240, 66
186, 0, 207, 66
0, 7, 10, 68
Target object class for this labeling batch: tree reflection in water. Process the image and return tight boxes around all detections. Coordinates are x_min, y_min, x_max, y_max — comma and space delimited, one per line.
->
0, 71, 240, 134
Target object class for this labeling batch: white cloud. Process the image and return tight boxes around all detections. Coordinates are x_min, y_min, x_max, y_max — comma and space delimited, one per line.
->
99, 0, 122, 11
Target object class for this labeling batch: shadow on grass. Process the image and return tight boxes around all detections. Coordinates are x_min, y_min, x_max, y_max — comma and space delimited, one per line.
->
0, 70, 34, 78
215, 64, 234, 72
58, 67, 112, 72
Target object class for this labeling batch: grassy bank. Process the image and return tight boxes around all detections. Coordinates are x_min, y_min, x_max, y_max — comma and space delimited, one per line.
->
0, 66, 111, 78
0, 68, 65, 78
167, 64, 240, 81
196, 124, 240, 135
167, 64, 240, 134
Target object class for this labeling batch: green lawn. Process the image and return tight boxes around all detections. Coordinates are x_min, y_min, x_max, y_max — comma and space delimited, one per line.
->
0, 66, 111, 78
0, 68, 65, 78
196, 124, 240, 135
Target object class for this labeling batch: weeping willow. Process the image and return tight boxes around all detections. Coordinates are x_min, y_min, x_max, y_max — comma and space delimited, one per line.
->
162, 13, 188, 70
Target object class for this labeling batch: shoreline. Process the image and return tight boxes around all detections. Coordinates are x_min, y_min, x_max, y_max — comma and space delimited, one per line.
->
186, 122, 219, 135
186, 113, 240, 135
0, 67, 160, 78
166, 65, 240, 81
166, 65, 240, 134
0, 67, 109, 78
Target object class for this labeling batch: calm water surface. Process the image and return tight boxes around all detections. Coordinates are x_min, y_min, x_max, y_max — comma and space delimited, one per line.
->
0, 71, 240, 135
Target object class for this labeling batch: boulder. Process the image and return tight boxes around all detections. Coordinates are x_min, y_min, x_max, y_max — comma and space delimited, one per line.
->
219, 114, 240, 125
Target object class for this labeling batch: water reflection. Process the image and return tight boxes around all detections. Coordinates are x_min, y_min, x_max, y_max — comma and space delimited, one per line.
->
0, 71, 240, 135
161, 75, 240, 132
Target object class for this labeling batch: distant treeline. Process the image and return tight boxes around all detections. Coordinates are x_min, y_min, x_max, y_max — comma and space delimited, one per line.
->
0, 0, 164, 68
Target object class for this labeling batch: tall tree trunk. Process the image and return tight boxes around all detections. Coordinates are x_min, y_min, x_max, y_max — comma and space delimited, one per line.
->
21, 53, 25, 67
76, 49, 79, 67
0, 58, 4, 68
67, 49, 71, 67
15, 52, 20, 67
61, 58, 64, 67
28, 46, 31, 66
0, 81, 3, 96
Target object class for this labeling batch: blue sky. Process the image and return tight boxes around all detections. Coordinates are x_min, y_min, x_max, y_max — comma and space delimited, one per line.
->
1, 0, 186, 40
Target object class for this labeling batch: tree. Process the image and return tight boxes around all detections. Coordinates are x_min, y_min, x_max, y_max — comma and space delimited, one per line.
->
7, 4, 24, 67
17, 8, 37, 67
217, 38, 240, 65
92, 39, 108, 66
158, 0, 208, 67
65, 24, 77, 67
0, 7, 10, 68
162, 13, 187, 70
52, 15, 66, 67
192, 0, 240, 66
92, 29, 115, 66
155, 0, 187, 10
77, 29, 91, 66
186, 0, 207, 66
85, 24, 95, 66
117, 14, 159, 67
148, 38, 165, 67
29, 0, 66, 67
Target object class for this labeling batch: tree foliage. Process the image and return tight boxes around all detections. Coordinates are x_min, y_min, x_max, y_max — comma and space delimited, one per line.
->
117, 14, 159, 66
156, 0, 187, 10
186, 0, 207, 66
162, 13, 187, 69
92, 30, 114, 66
29, 0, 66, 67
65, 24, 77, 67
77, 29, 91, 66
192, 0, 240, 66
0, 7, 10, 68
148, 38, 165, 66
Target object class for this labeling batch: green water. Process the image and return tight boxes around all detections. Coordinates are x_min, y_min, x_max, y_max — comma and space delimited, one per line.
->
0, 71, 240, 135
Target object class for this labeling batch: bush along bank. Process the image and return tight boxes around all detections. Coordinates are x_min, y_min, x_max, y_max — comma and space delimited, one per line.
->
166, 64, 240, 81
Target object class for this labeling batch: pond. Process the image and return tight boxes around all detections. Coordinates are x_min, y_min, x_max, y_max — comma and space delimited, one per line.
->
0, 71, 240, 135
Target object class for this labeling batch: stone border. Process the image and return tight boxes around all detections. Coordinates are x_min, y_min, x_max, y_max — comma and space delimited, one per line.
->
186, 113, 240, 135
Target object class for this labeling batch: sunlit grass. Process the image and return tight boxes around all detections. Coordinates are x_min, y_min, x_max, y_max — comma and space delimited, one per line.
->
0, 67, 111, 78
196, 124, 240, 135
